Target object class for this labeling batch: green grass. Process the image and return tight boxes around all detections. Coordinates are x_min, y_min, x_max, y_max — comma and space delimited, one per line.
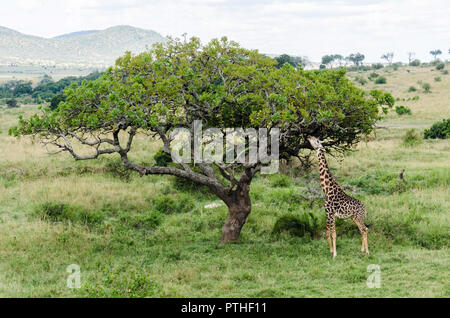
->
0, 64, 449, 297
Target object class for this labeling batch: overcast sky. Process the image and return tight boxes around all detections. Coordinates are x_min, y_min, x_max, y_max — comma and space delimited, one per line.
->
1, 0, 449, 62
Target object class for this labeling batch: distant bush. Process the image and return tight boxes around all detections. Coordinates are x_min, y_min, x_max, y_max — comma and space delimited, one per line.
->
269, 174, 292, 187
272, 213, 323, 239
434, 76, 441, 82
408, 86, 417, 92
395, 105, 412, 115
153, 148, 172, 167
82, 265, 165, 297
422, 82, 431, 93
424, 119, 450, 139
354, 75, 367, 85
153, 194, 195, 214
35, 202, 104, 225
368, 72, 379, 80
435, 63, 445, 70
411, 95, 420, 101
375, 76, 387, 84
49, 94, 65, 111
409, 59, 420, 66
106, 159, 132, 181
6, 98, 18, 108
118, 211, 163, 230
402, 129, 422, 146
371, 63, 384, 69
442, 70, 449, 75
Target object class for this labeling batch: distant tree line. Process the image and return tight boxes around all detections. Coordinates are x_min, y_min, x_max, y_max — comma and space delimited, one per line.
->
0, 71, 103, 108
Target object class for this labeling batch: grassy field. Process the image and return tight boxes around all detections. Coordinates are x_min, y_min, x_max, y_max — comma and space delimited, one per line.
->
0, 64, 448, 297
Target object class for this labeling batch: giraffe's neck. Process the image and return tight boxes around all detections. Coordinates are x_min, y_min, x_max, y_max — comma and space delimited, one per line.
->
316, 149, 341, 197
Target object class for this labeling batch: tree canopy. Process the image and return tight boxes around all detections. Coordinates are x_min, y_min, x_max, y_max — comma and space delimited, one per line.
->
10, 37, 394, 244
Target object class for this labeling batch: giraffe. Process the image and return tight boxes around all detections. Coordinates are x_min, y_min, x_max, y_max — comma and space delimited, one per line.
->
307, 136, 369, 258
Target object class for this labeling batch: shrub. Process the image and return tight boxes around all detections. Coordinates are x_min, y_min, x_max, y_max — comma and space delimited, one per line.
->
106, 159, 132, 181
119, 211, 163, 230
153, 194, 195, 214
402, 129, 422, 146
354, 75, 367, 85
395, 105, 412, 115
442, 70, 449, 75
368, 72, 379, 80
269, 174, 292, 187
35, 202, 104, 225
6, 99, 18, 108
422, 82, 431, 93
82, 266, 165, 298
153, 148, 172, 167
375, 76, 387, 84
412, 95, 420, 101
409, 59, 420, 66
272, 213, 323, 239
424, 119, 450, 139
434, 76, 441, 82
371, 63, 384, 69
408, 86, 417, 92
435, 63, 445, 70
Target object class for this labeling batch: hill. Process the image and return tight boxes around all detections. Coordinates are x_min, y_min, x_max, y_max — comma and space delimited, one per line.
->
0, 25, 166, 67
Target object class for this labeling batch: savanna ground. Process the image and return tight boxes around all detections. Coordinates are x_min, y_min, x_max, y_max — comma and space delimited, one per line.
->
0, 64, 448, 297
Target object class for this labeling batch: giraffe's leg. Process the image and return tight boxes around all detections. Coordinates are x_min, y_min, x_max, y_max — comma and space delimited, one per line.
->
353, 217, 368, 255
364, 231, 369, 255
330, 218, 337, 258
326, 215, 333, 254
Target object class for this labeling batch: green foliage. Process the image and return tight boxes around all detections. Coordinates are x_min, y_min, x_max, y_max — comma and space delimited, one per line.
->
408, 86, 417, 92
435, 63, 445, 70
368, 72, 379, 80
82, 265, 165, 297
272, 213, 323, 239
275, 54, 299, 68
371, 63, 384, 69
375, 76, 387, 84
105, 159, 132, 181
401, 129, 422, 146
0, 72, 103, 104
395, 105, 412, 115
442, 70, 449, 75
153, 194, 195, 214
6, 98, 18, 108
354, 75, 367, 85
35, 202, 104, 225
269, 174, 292, 188
49, 94, 65, 111
153, 148, 172, 167
422, 82, 431, 93
11, 37, 394, 161
424, 119, 450, 139
409, 59, 420, 66
434, 76, 441, 82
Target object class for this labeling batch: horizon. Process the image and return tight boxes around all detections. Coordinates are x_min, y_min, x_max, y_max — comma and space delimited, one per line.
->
1, 0, 449, 63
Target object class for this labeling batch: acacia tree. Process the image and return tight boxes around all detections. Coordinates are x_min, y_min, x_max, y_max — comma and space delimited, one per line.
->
429, 49, 442, 60
10, 37, 394, 244
321, 55, 335, 68
347, 53, 365, 66
381, 52, 394, 65
407, 52, 415, 64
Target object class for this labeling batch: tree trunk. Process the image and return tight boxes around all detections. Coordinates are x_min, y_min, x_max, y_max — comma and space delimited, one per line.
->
220, 187, 252, 245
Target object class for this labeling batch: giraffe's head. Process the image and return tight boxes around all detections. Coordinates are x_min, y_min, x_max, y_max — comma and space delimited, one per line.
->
307, 136, 325, 151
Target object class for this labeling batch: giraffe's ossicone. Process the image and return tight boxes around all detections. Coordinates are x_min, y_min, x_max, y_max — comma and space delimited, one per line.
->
307, 136, 369, 258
